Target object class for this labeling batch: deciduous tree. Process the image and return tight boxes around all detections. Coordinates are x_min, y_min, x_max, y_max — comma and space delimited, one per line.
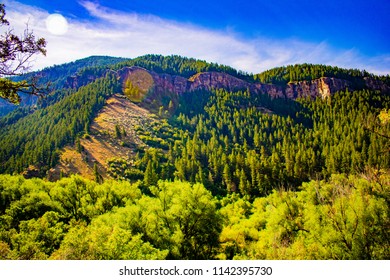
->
0, 4, 47, 103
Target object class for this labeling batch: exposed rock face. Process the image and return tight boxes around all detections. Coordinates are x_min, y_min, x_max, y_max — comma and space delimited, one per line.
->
187, 72, 251, 93
255, 83, 284, 98
152, 73, 188, 94
117, 68, 252, 96
65, 74, 99, 89
364, 76, 390, 92
117, 67, 386, 101
283, 77, 354, 99
52, 66, 390, 102
3, 66, 388, 116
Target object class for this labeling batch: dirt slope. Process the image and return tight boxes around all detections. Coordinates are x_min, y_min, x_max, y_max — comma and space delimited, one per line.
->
49, 95, 159, 180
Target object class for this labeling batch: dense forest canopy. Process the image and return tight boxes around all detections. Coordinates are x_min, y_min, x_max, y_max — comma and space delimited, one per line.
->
18, 56, 127, 88
114, 54, 252, 79
254, 63, 390, 86
0, 55, 389, 260
0, 172, 388, 260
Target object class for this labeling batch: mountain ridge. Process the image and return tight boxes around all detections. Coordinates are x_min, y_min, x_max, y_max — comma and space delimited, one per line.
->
66, 62, 390, 102
0, 54, 389, 184
59, 57, 390, 100
2, 54, 389, 117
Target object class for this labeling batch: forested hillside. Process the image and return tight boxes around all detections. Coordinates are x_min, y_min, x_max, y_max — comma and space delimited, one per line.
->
0, 74, 120, 176
0, 55, 389, 260
0, 56, 127, 117
114, 54, 251, 79
254, 63, 390, 86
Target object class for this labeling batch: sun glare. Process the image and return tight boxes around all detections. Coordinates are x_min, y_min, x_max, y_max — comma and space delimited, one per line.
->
45, 14, 69, 35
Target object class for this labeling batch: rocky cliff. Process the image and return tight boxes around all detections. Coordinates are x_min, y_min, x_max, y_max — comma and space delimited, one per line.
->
2, 65, 389, 116
117, 66, 389, 101
283, 77, 354, 99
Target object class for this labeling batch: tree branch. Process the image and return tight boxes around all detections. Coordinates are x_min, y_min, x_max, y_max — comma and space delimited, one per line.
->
0, 4, 47, 104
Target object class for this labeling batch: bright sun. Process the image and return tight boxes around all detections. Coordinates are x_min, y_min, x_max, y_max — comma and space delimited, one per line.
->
45, 14, 69, 35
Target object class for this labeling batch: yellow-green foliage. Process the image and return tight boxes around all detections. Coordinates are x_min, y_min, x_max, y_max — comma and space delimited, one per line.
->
0, 175, 222, 260
218, 173, 389, 260
379, 109, 390, 125
122, 70, 154, 102
123, 79, 143, 102
0, 172, 388, 260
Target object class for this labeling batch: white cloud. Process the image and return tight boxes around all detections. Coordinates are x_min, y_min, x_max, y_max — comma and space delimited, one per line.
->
3, 0, 390, 75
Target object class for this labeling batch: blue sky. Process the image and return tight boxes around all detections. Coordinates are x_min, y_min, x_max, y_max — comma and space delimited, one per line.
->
4, 0, 390, 74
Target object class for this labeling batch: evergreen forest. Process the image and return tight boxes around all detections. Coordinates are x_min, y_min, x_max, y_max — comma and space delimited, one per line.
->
0, 55, 389, 260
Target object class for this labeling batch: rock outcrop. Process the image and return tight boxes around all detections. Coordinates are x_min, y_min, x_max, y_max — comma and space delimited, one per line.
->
187, 72, 252, 93
364, 76, 390, 92
283, 77, 354, 99
117, 66, 389, 101
3, 66, 389, 116
52, 66, 390, 102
